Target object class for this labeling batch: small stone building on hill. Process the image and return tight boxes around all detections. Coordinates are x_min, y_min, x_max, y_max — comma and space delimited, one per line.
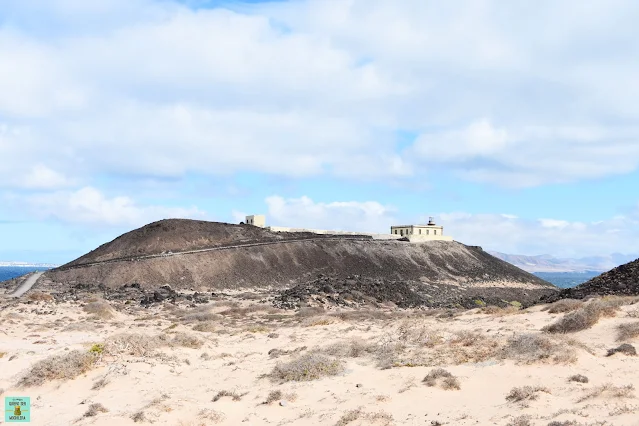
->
390, 217, 453, 242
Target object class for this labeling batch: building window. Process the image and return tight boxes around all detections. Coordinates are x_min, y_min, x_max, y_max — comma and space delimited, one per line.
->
426, 230, 429, 235
419, 229, 421, 234
434, 230, 437, 235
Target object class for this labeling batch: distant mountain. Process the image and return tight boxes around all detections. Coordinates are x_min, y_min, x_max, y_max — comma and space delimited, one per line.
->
488, 252, 638, 273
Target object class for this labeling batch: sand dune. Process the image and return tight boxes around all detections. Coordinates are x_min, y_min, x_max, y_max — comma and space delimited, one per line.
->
1, 289, 638, 426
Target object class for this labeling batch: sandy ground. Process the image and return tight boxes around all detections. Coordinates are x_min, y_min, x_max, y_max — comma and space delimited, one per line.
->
1, 289, 638, 426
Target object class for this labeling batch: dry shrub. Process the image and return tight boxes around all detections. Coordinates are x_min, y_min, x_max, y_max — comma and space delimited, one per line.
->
104, 333, 162, 357
501, 333, 577, 364
178, 305, 221, 322
270, 351, 345, 382
212, 390, 246, 402
92, 376, 110, 390
422, 368, 460, 390
84, 403, 108, 417
131, 411, 146, 422
617, 321, 639, 341
321, 338, 377, 358
83, 300, 114, 319
576, 383, 635, 403
547, 422, 581, 426
627, 308, 639, 318
268, 346, 307, 359
568, 374, 589, 384
396, 321, 443, 347
192, 321, 216, 332
104, 332, 202, 357
26, 292, 54, 303
198, 408, 225, 423
17, 350, 96, 387
482, 305, 520, 316
263, 390, 282, 404
506, 386, 551, 403
606, 343, 637, 357
545, 299, 583, 314
542, 299, 618, 334
220, 304, 280, 316
331, 309, 389, 322
295, 307, 325, 318
301, 316, 338, 327
169, 332, 203, 349
335, 408, 393, 426
507, 415, 532, 426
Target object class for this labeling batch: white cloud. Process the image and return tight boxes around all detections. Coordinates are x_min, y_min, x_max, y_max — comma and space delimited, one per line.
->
432, 212, 639, 258
265, 195, 397, 233
20, 186, 205, 227
1, 0, 639, 187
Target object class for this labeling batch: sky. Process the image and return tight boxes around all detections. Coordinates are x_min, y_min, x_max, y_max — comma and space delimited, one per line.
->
1, 0, 639, 264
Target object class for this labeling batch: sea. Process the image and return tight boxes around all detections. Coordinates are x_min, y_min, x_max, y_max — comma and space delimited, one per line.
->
533, 271, 601, 289
0, 267, 51, 282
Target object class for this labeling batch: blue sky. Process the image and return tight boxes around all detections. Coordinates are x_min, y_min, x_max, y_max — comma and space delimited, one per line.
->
1, 0, 639, 263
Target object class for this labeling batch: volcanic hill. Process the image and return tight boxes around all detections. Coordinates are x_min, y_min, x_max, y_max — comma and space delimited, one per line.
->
540, 256, 639, 303
33, 219, 557, 307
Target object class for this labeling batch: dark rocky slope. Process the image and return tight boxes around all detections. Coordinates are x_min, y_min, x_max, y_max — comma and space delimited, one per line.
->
540, 257, 639, 303
13, 219, 557, 307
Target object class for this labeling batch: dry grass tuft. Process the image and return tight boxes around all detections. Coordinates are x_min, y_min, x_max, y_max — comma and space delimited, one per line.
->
263, 390, 283, 405
26, 292, 54, 303
501, 333, 577, 364
17, 350, 96, 387
617, 321, 639, 341
103, 332, 202, 357
506, 415, 532, 426
198, 408, 225, 423
270, 351, 345, 382
83, 300, 115, 319
568, 374, 589, 384
92, 377, 110, 390
131, 411, 146, 422
576, 383, 635, 403
506, 386, 551, 403
212, 390, 247, 402
192, 321, 216, 332
422, 368, 460, 390
545, 299, 583, 314
542, 298, 625, 334
335, 408, 393, 426
83, 403, 109, 417
606, 343, 637, 357
321, 338, 377, 359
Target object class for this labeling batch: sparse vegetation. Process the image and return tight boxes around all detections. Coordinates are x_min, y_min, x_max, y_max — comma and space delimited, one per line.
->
422, 368, 460, 390
568, 374, 589, 383
103, 332, 202, 357
506, 386, 551, 403
576, 383, 635, 403
545, 299, 583, 314
507, 415, 532, 426
17, 350, 96, 387
263, 390, 283, 404
606, 343, 637, 357
26, 292, 54, 303
198, 408, 225, 423
542, 299, 625, 334
192, 321, 216, 332
501, 333, 577, 364
617, 321, 639, 341
335, 408, 393, 426
83, 300, 115, 319
270, 351, 345, 382
212, 390, 247, 402
83, 403, 108, 417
